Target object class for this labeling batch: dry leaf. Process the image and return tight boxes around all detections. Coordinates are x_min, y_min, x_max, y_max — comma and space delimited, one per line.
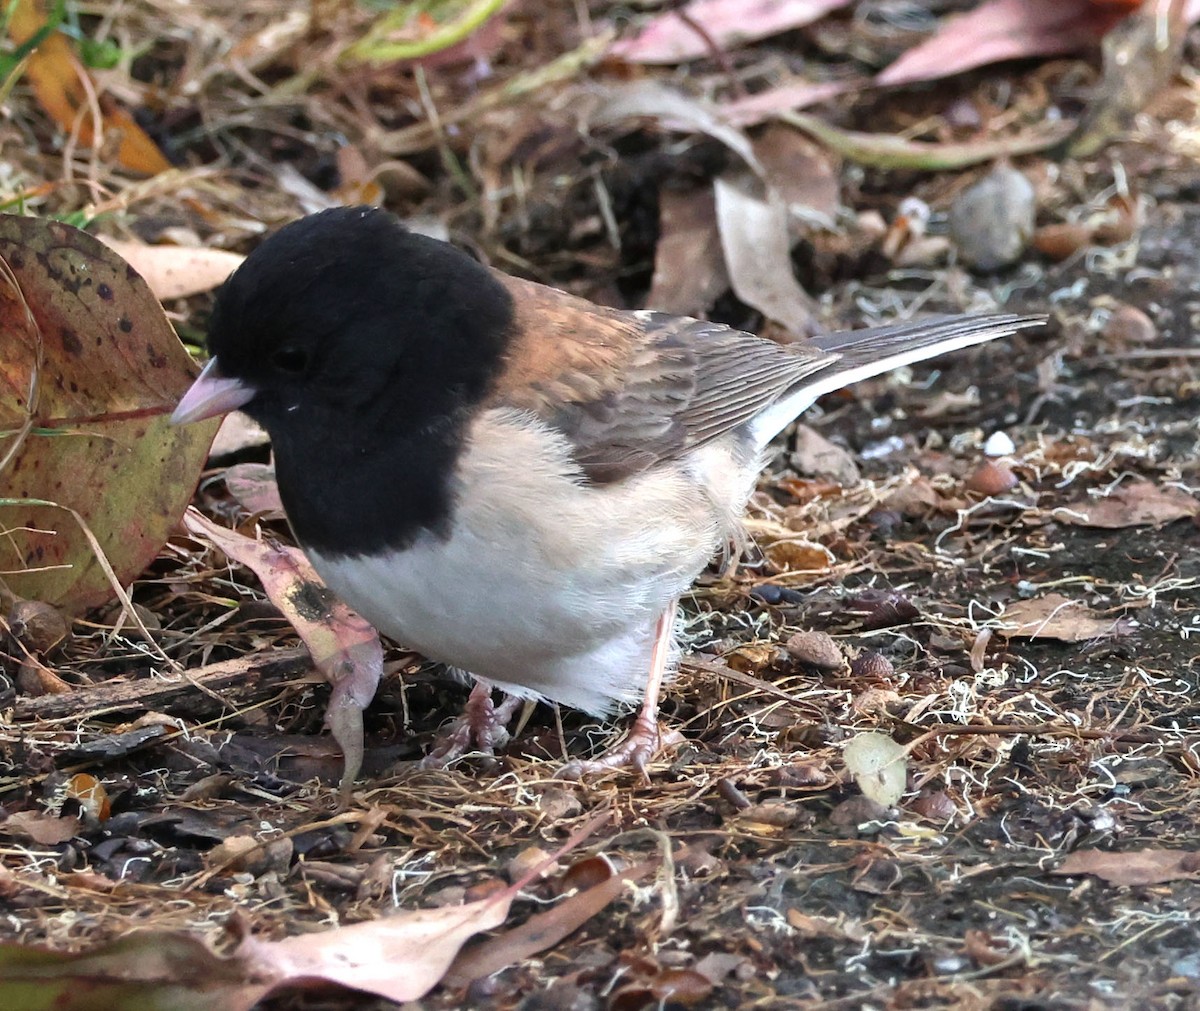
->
445, 857, 657, 986
183, 510, 383, 790
0, 931, 265, 1011
0, 215, 219, 612
209, 413, 270, 458
875, 0, 1132, 89
591, 80, 759, 171
752, 124, 841, 228
995, 593, 1134, 642
223, 463, 286, 518
843, 732, 907, 808
98, 239, 244, 301
1054, 481, 1199, 529
1054, 848, 1200, 886
713, 172, 817, 336
2, 809, 80, 845
646, 188, 728, 316
610, 0, 853, 64
721, 79, 852, 128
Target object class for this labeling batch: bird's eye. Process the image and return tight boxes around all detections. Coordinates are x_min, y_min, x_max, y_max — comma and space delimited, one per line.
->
270, 346, 308, 375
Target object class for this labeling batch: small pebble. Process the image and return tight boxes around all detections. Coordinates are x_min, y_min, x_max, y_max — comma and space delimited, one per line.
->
966, 459, 1018, 495
948, 165, 1036, 271
1103, 304, 1157, 345
983, 430, 1015, 457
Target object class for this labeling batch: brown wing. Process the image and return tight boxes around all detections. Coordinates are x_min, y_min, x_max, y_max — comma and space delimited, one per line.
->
489, 275, 831, 483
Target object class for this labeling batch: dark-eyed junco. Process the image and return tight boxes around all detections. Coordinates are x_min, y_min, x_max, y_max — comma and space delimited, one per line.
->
173, 206, 1042, 774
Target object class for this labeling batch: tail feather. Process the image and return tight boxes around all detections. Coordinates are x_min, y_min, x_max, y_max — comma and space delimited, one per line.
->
748, 312, 1045, 449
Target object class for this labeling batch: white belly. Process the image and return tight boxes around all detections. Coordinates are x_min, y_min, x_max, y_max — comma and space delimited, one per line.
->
309, 408, 754, 714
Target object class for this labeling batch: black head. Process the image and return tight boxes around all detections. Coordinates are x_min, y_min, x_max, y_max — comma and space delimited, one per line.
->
208, 206, 514, 439
203, 207, 516, 556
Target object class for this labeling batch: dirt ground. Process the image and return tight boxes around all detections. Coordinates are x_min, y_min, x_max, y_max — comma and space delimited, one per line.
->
2, 3, 1200, 1009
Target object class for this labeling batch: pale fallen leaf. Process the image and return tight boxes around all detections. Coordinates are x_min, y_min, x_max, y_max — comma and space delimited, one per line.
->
183, 509, 382, 791
1053, 481, 1199, 529
791, 424, 859, 485
713, 172, 818, 336
590, 80, 760, 172
240, 813, 608, 1002
843, 732, 907, 808
722, 80, 854, 128
98, 239, 244, 301
1054, 848, 1200, 887
994, 593, 1134, 642
611, 0, 853, 64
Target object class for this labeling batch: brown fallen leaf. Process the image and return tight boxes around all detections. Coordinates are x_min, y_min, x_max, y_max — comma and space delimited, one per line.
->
98, 239, 244, 301
646, 187, 728, 316
0, 931, 267, 1011
0, 215, 219, 612
753, 124, 842, 230
1, 810, 81, 845
1053, 480, 1199, 529
239, 812, 609, 1002
183, 509, 382, 793
1053, 847, 1200, 886
444, 856, 658, 986
994, 593, 1134, 642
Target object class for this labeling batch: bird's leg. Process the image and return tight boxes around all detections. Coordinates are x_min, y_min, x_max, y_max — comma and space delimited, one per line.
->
560, 603, 685, 782
421, 680, 521, 767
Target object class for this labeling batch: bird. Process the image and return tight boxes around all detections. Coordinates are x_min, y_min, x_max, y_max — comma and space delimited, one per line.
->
172, 205, 1043, 775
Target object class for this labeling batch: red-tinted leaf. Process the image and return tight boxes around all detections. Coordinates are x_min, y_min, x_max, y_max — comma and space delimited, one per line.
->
876, 0, 1131, 89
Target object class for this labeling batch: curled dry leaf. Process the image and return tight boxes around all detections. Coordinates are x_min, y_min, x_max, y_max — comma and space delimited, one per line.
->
842, 732, 907, 808
222, 463, 286, 518
0, 215, 219, 612
183, 509, 383, 791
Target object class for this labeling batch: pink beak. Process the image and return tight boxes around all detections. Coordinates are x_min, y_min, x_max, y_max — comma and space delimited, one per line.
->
171, 358, 256, 425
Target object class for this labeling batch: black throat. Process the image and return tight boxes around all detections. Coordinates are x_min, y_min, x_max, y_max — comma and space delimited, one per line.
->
268, 411, 466, 558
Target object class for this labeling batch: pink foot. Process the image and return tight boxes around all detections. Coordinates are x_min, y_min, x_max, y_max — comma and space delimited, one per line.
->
421, 682, 521, 767
559, 711, 684, 782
